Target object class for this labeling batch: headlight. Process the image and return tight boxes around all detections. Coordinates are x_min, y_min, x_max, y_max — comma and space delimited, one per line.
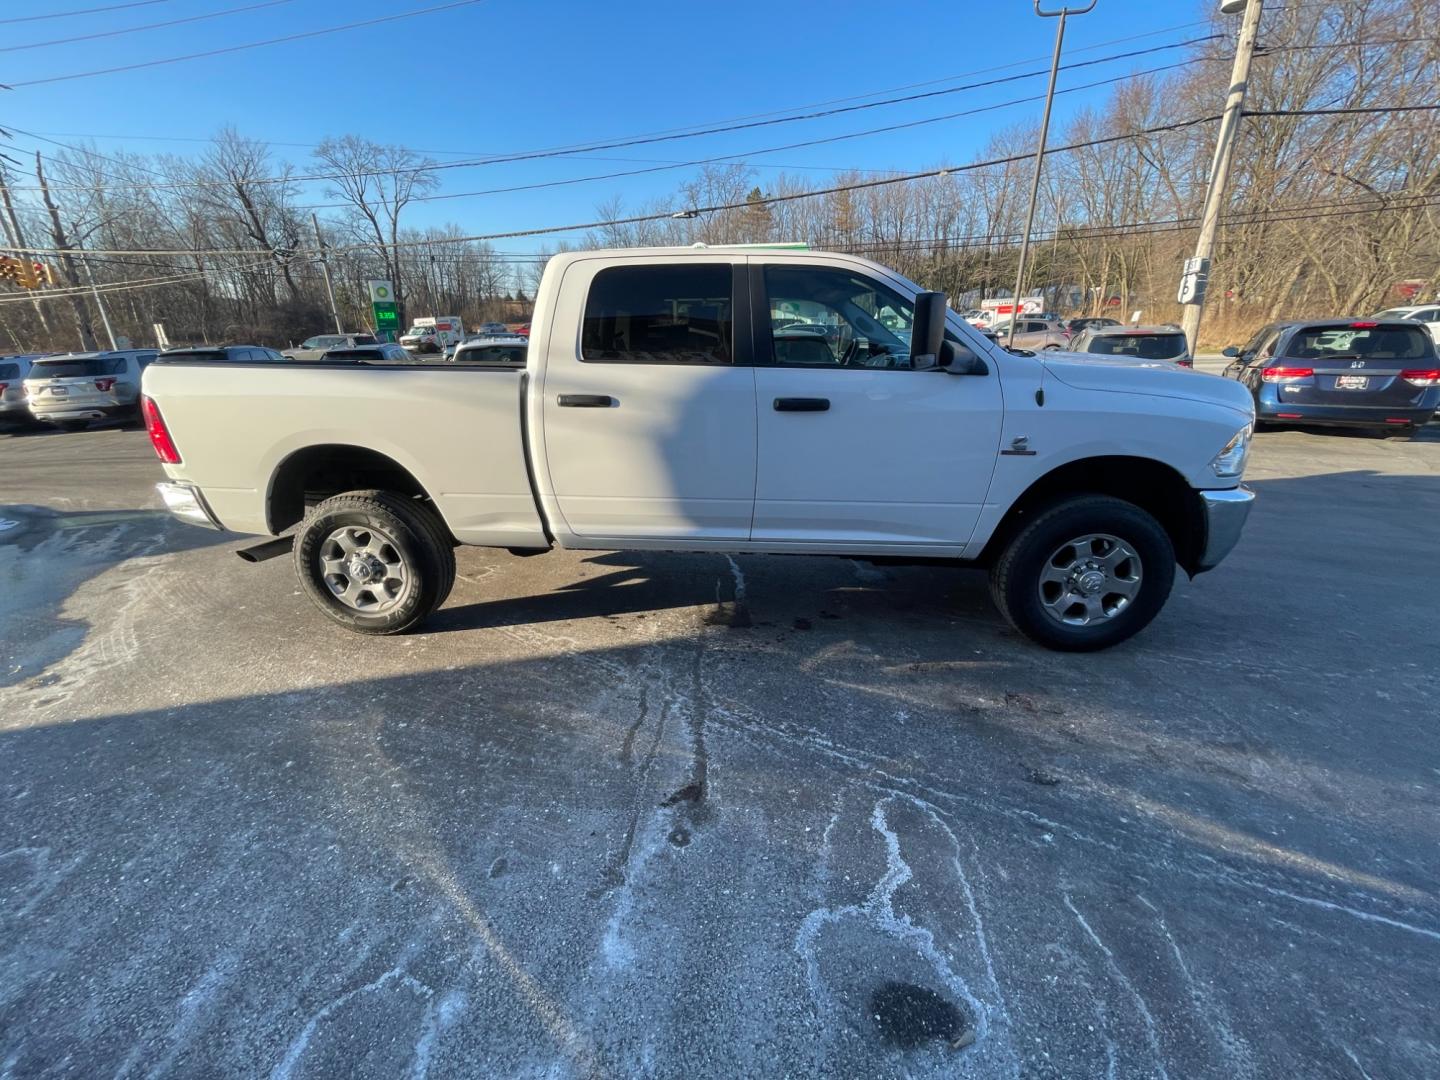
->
1209, 423, 1253, 479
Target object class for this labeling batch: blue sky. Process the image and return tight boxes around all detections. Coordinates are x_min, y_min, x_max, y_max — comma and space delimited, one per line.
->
4, 0, 1216, 249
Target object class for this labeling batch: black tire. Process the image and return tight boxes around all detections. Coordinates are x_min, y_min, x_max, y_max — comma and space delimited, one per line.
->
988, 495, 1175, 652
293, 489, 456, 635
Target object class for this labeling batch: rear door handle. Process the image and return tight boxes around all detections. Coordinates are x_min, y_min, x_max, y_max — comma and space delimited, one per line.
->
773, 397, 830, 412
557, 394, 614, 408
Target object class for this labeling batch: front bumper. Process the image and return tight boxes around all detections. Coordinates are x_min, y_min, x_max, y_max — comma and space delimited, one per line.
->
1195, 486, 1254, 571
156, 481, 223, 530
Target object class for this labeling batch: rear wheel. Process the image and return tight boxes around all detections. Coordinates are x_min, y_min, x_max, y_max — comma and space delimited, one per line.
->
989, 495, 1175, 651
293, 490, 456, 635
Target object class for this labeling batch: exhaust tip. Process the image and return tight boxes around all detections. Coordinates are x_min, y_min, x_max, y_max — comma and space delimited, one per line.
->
235, 536, 294, 563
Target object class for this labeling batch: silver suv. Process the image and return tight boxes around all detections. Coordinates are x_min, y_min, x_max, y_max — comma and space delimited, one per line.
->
0, 354, 49, 424
1069, 325, 1193, 367
283, 333, 378, 362
23, 349, 158, 430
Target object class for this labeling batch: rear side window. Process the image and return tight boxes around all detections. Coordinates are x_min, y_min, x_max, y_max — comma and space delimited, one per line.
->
1285, 325, 1432, 360
0, 363, 18, 380
28, 357, 125, 378
455, 344, 526, 366
352, 335, 378, 346
1086, 332, 1187, 359
581, 264, 732, 364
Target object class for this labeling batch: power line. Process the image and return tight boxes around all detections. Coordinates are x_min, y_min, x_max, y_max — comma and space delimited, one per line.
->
9, 195, 1432, 306
8, 100, 1431, 261
0, 0, 169, 25
0, 0, 295, 54
2, 113, 1228, 258
4, 35, 1222, 195
291, 59, 1206, 212
8, 0, 488, 88
0, 259, 278, 305
1243, 104, 1440, 117
14, 32, 1418, 200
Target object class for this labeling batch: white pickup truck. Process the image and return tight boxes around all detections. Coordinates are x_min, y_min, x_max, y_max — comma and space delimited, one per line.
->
142, 248, 1255, 650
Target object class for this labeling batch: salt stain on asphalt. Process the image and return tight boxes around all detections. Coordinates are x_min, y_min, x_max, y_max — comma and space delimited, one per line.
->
794, 798, 996, 1061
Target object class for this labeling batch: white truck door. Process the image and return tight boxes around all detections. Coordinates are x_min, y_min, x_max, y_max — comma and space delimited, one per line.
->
751, 260, 1003, 550
538, 257, 757, 541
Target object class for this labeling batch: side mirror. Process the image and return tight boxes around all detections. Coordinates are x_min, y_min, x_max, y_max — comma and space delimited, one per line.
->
1221, 346, 1240, 358
940, 340, 988, 376
909, 291, 948, 370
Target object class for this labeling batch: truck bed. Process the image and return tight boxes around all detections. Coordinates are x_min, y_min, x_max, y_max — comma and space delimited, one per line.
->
143, 359, 547, 547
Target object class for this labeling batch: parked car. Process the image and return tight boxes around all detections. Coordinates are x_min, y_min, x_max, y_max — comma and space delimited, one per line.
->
1220, 319, 1439, 434
283, 334, 378, 362
0, 354, 49, 424
475, 321, 509, 337
452, 336, 528, 365
162, 346, 288, 363
144, 247, 1256, 651
1067, 317, 1121, 336
990, 317, 1070, 350
320, 344, 414, 363
1069, 325, 1193, 367
24, 349, 158, 430
1369, 304, 1440, 346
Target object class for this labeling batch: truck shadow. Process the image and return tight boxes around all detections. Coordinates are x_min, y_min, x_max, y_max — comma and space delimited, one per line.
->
428, 550, 998, 635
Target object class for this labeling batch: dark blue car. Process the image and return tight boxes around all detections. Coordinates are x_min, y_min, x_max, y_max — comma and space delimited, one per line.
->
1221, 319, 1439, 435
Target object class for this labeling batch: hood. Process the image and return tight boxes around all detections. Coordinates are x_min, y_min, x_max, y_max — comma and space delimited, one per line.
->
1042, 351, 1254, 417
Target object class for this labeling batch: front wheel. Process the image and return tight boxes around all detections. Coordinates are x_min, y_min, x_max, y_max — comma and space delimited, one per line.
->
293, 490, 456, 635
989, 495, 1175, 651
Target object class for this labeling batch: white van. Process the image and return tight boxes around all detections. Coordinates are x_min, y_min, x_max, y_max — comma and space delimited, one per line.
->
399, 317, 465, 356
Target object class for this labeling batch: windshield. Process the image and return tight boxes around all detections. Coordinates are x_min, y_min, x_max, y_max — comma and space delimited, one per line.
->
1284, 325, 1431, 360
1368, 309, 1414, 321
302, 336, 342, 349
27, 356, 126, 378
405, 326, 435, 335
1085, 332, 1187, 360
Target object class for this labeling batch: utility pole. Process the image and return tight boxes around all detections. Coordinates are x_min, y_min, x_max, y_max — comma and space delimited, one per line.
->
79, 253, 118, 350
34, 152, 98, 351
311, 212, 343, 334
0, 168, 54, 337
1179, 0, 1264, 355
1008, 0, 1096, 348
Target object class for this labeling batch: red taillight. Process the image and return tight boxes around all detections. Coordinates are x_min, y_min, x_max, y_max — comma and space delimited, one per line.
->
1348, 321, 1378, 329
94, 377, 116, 391
1177, 358, 1193, 368
1384, 418, 1412, 424
1261, 365, 1314, 382
142, 395, 182, 464
0, 383, 7, 395
1400, 368, 1440, 386
1276, 412, 1303, 419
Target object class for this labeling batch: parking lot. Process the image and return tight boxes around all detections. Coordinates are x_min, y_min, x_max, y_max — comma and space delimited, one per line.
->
2, 417, 1438, 1078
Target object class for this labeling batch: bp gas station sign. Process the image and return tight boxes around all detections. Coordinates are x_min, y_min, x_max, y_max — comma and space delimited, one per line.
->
368, 279, 398, 339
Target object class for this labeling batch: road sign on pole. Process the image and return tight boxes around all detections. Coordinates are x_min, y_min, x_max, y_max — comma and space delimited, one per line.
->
367, 280, 398, 341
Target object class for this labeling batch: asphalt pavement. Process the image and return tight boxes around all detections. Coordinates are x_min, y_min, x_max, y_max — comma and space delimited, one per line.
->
2, 415, 1438, 1078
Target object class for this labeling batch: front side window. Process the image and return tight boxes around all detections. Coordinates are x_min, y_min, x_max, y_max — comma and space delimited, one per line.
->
764, 264, 984, 371
581, 264, 732, 364
764, 265, 916, 369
